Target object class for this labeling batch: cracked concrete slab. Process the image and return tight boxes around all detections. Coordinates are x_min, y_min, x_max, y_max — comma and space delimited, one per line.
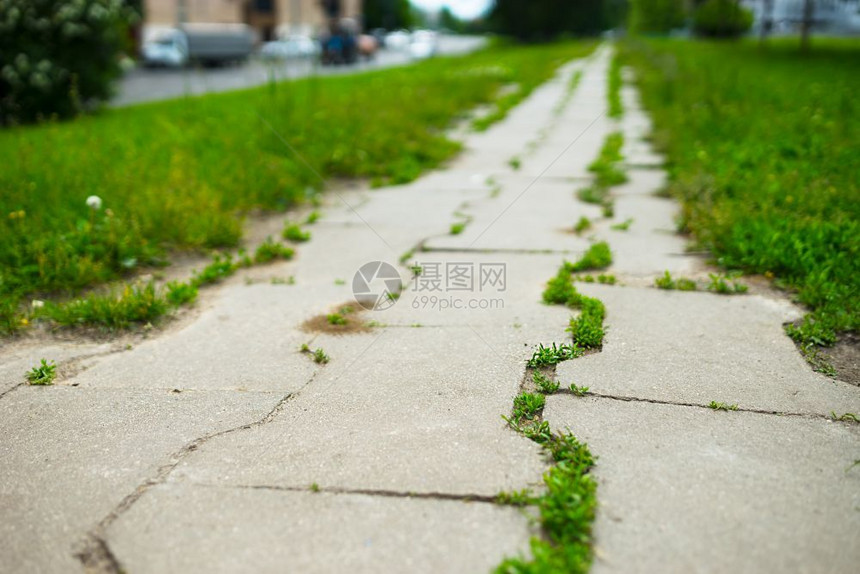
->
543, 396, 860, 574
165, 326, 548, 496
105, 484, 535, 574
68, 282, 321, 392
555, 284, 860, 415
0, 386, 278, 573
0, 341, 116, 396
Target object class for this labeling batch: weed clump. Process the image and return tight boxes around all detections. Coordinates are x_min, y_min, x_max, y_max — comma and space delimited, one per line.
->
26, 359, 56, 386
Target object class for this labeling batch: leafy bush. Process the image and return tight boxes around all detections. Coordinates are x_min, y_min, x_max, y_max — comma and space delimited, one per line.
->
628, 0, 686, 34
693, 0, 753, 38
0, 0, 138, 125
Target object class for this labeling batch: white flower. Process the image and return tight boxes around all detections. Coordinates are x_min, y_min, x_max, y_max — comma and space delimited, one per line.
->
31, 300, 44, 309
86, 195, 102, 210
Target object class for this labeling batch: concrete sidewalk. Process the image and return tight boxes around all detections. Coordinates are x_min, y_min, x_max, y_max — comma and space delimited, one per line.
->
1, 45, 858, 574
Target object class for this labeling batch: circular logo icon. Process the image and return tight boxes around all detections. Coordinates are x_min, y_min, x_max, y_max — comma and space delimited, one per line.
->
352, 261, 402, 311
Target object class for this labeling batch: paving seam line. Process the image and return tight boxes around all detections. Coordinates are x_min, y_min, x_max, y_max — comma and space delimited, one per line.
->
192, 482, 501, 504
74, 370, 322, 573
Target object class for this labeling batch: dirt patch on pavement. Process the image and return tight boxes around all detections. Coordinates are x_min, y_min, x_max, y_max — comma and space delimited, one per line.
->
301, 302, 373, 335
819, 333, 860, 387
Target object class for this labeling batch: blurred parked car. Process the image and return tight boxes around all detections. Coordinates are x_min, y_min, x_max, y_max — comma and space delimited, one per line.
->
260, 36, 320, 60
409, 30, 438, 59
385, 30, 411, 51
141, 24, 254, 67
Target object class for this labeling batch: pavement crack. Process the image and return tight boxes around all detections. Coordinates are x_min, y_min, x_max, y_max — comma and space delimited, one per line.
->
202, 482, 499, 504
73, 371, 321, 573
573, 390, 836, 421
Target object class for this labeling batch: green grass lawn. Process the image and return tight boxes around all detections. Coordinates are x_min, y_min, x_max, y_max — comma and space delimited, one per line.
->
623, 38, 860, 350
0, 40, 596, 333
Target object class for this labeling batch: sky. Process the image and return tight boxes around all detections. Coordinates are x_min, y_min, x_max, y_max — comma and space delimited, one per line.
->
410, 0, 494, 20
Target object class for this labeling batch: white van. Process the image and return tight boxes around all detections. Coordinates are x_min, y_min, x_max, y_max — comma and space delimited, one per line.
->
142, 24, 255, 67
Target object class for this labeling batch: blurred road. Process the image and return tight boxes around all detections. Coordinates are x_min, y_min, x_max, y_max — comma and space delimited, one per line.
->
112, 35, 486, 108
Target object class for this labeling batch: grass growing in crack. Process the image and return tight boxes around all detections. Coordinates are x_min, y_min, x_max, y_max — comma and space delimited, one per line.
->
527, 343, 583, 368
510, 392, 546, 425
253, 238, 295, 264
26, 359, 56, 385
588, 132, 627, 188
450, 221, 467, 235
707, 272, 748, 295
574, 216, 591, 234
533, 371, 561, 394
566, 242, 612, 273
497, 420, 597, 574
309, 482, 320, 493
508, 157, 522, 170
496, 488, 536, 507
576, 185, 608, 206
655, 271, 697, 291
831, 412, 859, 423
798, 343, 837, 377
709, 401, 739, 411
305, 211, 321, 224
569, 383, 590, 397
608, 48, 624, 119
611, 218, 634, 231
282, 223, 311, 243
543, 264, 608, 349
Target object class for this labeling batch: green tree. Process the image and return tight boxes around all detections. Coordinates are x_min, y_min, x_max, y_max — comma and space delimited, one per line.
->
363, 0, 412, 30
693, 0, 753, 38
628, 0, 686, 33
0, 0, 138, 125
490, 0, 625, 42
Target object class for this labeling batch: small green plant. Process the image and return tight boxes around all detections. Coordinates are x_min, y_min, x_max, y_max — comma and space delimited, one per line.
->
26, 359, 56, 385
526, 342, 583, 368
334, 278, 346, 285
508, 157, 522, 170
326, 313, 347, 326
496, 489, 534, 506
709, 401, 739, 411
568, 242, 612, 272
309, 482, 320, 492
655, 271, 676, 290
608, 50, 624, 118
300, 343, 311, 353
597, 274, 616, 285
305, 211, 321, 224
165, 281, 198, 306
283, 223, 311, 243
191, 255, 237, 288
831, 412, 859, 423
450, 221, 467, 235
410, 265, 423, 277
254, 238, 295, 264
656, 271, 697, 291
313, 348, 330, 364
708, 273, 748, 295
511, 392, 546, 424
574, 216, 591, 234
533, 371, 561, 394
569, 383, 590, 396
611, 218, 634, 231
568, 296, 606, 349
577, 185, 607, 205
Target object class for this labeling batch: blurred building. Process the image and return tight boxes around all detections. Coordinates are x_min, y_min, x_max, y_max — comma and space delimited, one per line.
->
741, 0, 860, 35
144, 0, 363, 41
